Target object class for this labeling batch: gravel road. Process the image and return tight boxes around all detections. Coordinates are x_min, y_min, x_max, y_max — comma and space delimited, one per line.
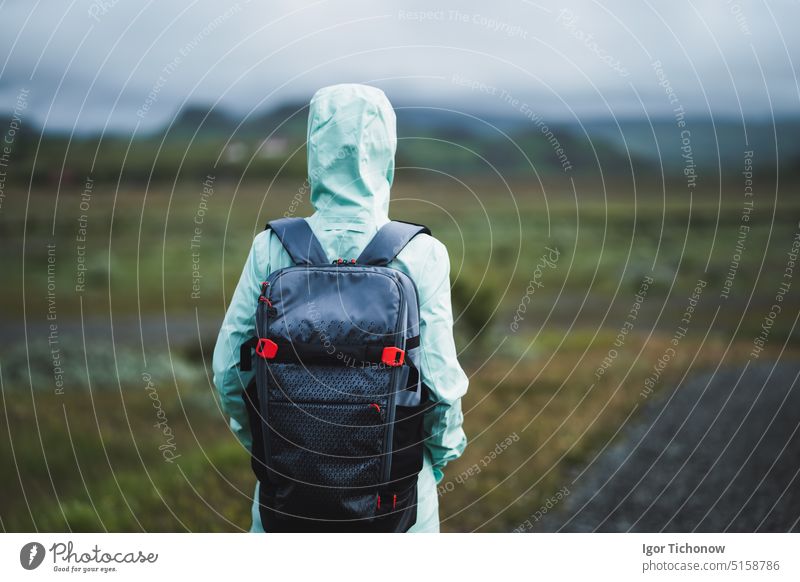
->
537, 362, 800, 532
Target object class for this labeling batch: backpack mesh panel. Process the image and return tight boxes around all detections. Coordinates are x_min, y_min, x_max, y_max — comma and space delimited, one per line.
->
267, 362, 394, 403
266, 398, 386, 519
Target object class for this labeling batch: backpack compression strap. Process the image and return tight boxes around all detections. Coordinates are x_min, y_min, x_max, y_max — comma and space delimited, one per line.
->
266, 217, 329, 265
356, 221, 431, 266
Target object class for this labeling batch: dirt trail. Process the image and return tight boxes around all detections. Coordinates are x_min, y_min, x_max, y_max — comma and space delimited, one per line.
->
538, 362, 800, 532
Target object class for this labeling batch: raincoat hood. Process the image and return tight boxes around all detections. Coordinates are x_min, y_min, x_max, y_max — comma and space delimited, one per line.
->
306, 84, 396, 227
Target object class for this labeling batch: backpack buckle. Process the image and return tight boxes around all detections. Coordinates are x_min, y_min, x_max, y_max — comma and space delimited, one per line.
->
255, 338, 278, 359
381, 346, 405, 367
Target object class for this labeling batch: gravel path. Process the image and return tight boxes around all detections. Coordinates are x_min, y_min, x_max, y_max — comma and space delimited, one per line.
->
537, 362, 800, 532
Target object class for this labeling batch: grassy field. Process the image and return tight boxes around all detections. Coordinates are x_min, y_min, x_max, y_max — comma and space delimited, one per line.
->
2, 176, 798, 532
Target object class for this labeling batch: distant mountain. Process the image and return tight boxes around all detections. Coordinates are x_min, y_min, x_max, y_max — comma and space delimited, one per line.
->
166, 102, 309, 140
581, 117, 800, 173
4, 99, 798, 184
165, 105, 237, 136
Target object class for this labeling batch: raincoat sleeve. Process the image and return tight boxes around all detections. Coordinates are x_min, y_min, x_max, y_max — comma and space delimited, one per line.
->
415, 238, 469, 483
212, 232, 270, 452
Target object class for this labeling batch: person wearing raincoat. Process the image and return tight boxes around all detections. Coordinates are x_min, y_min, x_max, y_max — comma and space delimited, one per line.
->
212, 83, 468, 533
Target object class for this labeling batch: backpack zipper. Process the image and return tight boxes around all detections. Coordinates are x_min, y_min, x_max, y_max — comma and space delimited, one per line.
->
257, 279, 274, 470
381, 273, 406, 485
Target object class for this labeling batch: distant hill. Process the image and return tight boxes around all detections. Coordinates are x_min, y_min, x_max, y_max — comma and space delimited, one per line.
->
4, 100, 797, 185
582, 117, 800, 173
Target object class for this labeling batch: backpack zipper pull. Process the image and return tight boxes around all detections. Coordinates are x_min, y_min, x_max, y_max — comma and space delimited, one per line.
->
259, 281, 274, 311
369, 403, 384, 421
259, 282, 271, 303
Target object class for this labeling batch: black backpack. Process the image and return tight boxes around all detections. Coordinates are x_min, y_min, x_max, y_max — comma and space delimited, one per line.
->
240, 217, 431, 532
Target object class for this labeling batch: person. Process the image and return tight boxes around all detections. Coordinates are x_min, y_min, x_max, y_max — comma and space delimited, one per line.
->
212, 83, 468, 532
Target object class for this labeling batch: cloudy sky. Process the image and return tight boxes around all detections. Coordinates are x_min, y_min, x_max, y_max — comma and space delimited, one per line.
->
1, 0, 798, 132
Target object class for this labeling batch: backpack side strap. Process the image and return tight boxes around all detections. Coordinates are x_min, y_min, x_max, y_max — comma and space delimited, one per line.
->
266, 217, 329, 266
356, 221, 431, 266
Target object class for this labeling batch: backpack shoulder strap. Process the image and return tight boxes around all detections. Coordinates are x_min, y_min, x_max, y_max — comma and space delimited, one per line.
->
266, 217, 329, 265
357, 221, 431, 266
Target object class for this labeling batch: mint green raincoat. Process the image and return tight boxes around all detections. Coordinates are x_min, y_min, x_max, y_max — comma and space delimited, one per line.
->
212, 83, 468, 533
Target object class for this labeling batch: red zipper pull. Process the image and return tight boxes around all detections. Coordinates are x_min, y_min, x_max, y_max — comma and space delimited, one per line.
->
259, 281, 272, 307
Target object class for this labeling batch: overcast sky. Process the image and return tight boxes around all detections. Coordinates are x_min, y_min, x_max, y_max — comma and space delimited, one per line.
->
1, 0, 798, 132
